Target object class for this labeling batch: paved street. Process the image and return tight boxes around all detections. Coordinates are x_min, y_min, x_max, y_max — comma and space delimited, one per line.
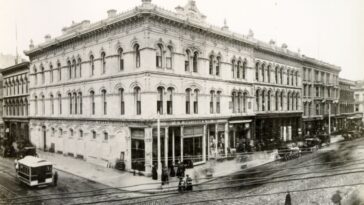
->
1, 138, 364, 204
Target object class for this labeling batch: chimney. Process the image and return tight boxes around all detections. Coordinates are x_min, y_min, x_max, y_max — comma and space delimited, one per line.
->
281, 43, 288, 49
45, 34, 51, 42
107, 9, 117, 18
29, 39, 34, 49
269, 39, 276, 46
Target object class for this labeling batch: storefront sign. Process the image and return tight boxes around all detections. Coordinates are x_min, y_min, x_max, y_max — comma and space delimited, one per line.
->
184, 126, 203, 137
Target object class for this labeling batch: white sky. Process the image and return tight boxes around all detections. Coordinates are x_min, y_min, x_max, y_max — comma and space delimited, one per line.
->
0, 0, 363, 80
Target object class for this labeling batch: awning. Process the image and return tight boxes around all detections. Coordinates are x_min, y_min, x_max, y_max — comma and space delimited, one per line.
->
229, 120, 252, 124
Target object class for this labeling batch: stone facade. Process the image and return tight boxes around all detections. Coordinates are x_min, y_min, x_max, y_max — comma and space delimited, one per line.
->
24, 0, 340, 175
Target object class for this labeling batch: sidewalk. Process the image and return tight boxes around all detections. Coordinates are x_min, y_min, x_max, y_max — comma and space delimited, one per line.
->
37, 150, 277, 193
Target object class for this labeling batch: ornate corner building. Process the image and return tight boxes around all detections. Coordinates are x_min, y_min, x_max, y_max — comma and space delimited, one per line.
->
22, 0, 345, 175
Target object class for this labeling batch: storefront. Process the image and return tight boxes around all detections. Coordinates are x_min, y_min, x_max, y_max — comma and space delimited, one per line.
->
207, 124, 226, 158
228, 120, 253, 153
130, 128, 145, 171
182, 126, 205, 164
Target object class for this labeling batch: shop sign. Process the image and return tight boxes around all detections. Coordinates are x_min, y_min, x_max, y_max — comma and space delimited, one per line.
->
131, 128, 144, 140
184, 126, 203, 136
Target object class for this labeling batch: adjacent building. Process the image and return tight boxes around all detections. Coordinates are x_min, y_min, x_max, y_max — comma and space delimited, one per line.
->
0, 62, 30, 144
24, 0, 342, 175
354, 81, 364, 124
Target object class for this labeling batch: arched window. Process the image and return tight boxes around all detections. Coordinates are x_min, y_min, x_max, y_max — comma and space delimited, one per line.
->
232, 60, 236, 78
58, 94, 62, 114
243, 92, 247, 113
275, 66, 279, 84
67, 60, 72, 79
134, 87, 141, 115
287, 92, 290, 110
237, 92, 242, 113
41, 95, 45, 115
280, 91, 284, 111
104, 132, 108, 141
102, 89, 107, 115
185, 88, 191, 114
237, 61, 241, 79
267, 90, 271, 111
59, 128, 63, 138
193, 51, 198, 73
70, 129, 74, 137
72, 59, 77, 79
157, 87, 164, 114
280, 67, 283, 84
166, 46, 173, 69
79, 92, 83, 115
291, 70, 294, 86
287, 69, 290, 85
134, 44, 140, 68
275, 91, 279, 111
50, 94, 54, 115
262, 90, 266, 111
232, 91, 236, 113
156, 44, 163, 68
78, 57, 82, 78
255, 90, 260, 111
210, 90, 215, 114
50, 64, 53, 83
79, 130, 83, 138
73, 92, 77, 114
92, 130, 96, 139
295, 71, 298, 86
68, 93, 72, 114
209, 55, 214, 75
90, 91, 95, 115
118, 48, 124, 71
167, 88, 173, 115
291, 92, 294, 111
57, 62, 62, 81
90, 55, 95, 76
216, 91, 221, 114
41, 65, 45, 84
242, 60, 247, 79
267, 65, 271, 83
193, 89, 199, 113
216, 56, 221, 76
255, 62, 259, 81
119, 88, 124, 115
101, 52, 106, 74
296, 94, 299, 110
261, 63, 265, 82
185, 50, 190, 72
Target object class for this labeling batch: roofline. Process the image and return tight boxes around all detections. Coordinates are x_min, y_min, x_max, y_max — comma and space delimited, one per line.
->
23, 3, 340, 71
0, 62, 29, 74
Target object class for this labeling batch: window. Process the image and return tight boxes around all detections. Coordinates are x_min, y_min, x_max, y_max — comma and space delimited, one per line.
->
72, 59, 77, 79
242, 60, 246, 79
90, 55, 95, 76
50, 64, 53, 83
70, 129, 74, 137
186, 89, 191, 114
280, 92, 283, 110
193, 51, 198, 73
209, 55, 214, 75
280, 68, 283, 84
295, 71, 298, 86
134, 87, 141, 115
287, 92, 290, 110
255, 90, 260, 111
74, 93, 77, 114
255, 62, 259, 81
59, 128, 63, 138
50, 94, 54, 115
296, 94, 299, 110
68, 93, 72, 114
232, 92, 237, 113
79, 130, 83, 138
267, 91, 271, 111
287, 69, 290, 85
167, 88, 173, 115
41, 95, 45, 115
166, 46, 173, 69
79, 92, 83, 115
237, 61, 241, 79
185, 50, 190, 72
118, 48, 124, 71
210, 91, 215, 114
157, 87, 164, 114
58, 94, 62, 114
92, 131, 96, 139
232, 60, 236, 78
216, 91, 221, 114
267, 65, 271, 83
102, 90, 107, 115
193, 89, 199, 114
41, 66, 45, 84
134, 44, 140, 68
262, 90, 265, 111
275, 66, 278, 84
90, 91, 95, 115
291, 70, 294, 86
216, 56, 221, 76
104, 132, 108, 141
119, 88, 125, 115
78, 57, 82, 78
275, 91, 279, 111
237, 92, 242, 113
101, 52, 106, 74
243, 92, 247, 113
68, 60, 72, 79
156, 44, 163, 68
57, 62, 62, 81
261, 64, 265, 82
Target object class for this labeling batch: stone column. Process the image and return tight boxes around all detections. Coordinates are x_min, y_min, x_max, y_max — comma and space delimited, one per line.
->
203, 124, 207, 162
164, 127, 169, 167
144, 127, 153, 175
224, 123, 229, 156
180, 126, 184, 162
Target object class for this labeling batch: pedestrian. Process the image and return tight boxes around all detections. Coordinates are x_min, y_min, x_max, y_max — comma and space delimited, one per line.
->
185, 174, 193, 191
331, 190, 342, 205
181, 162, 186, 177
170, 164, 176, 177
176, 161, 182, 178
178, 177, 185, 192
284, 191, 292, 205
152, 163, 158, 180
53, 171, 58, 186
162, 166, 169, 185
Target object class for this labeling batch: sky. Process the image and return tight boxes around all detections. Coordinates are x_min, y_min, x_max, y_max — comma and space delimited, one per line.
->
0, 0, 363, 80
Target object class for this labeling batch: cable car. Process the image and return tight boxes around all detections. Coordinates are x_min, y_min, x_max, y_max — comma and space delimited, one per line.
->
16, 156, 53, 187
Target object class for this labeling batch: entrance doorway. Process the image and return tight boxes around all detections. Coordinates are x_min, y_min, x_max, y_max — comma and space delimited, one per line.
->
183, 136, 203, 163
131, 128, 145, 171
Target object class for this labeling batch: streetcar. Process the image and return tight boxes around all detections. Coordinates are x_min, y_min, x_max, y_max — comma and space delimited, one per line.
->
16, 156, 53, 187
